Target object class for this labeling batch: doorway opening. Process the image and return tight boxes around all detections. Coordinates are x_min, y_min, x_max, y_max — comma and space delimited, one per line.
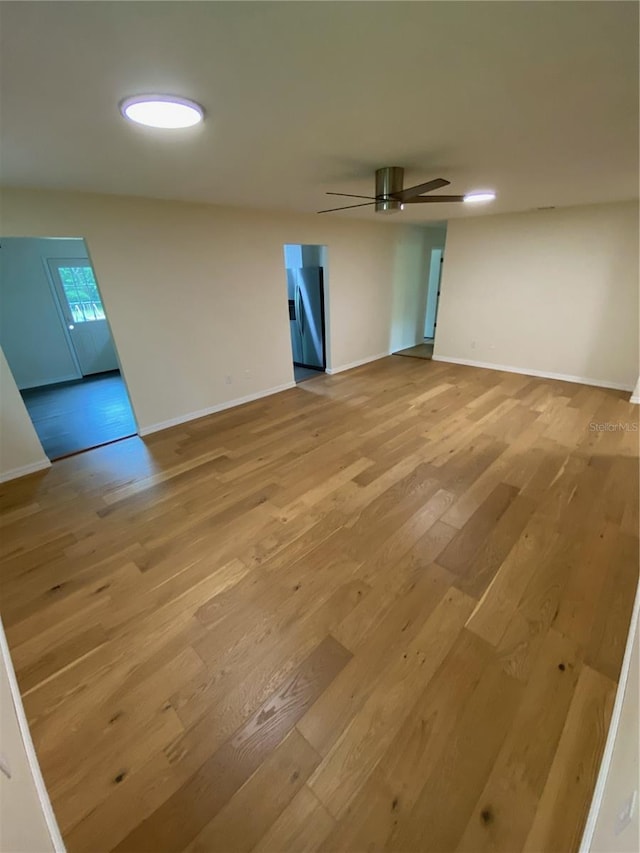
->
283, 244, 327, 383
393, 232, 446, 362
423, 247, 444, 349
0, 237, 137, 460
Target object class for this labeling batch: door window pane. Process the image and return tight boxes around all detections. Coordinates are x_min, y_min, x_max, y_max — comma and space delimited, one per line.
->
58, 266, 105, 322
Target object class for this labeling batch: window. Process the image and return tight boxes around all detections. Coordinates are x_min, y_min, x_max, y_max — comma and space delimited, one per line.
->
57, 266, 106, 323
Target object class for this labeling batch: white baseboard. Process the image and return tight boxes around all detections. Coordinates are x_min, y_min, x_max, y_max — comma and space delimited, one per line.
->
19, 373, 80, 392
432, 355, 635, 393
139, 381, 296, 436
579, 579, 640, 852
0, 618, 66, 852
630, 395, 639, 405
0, 458, 51, 484
326, 352, 389, 375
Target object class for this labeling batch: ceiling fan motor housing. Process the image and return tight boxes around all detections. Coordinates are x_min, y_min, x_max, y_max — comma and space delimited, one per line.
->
375, 166, 404, 213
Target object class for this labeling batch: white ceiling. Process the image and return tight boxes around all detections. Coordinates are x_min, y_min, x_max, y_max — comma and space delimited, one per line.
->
0, 1, 637, 223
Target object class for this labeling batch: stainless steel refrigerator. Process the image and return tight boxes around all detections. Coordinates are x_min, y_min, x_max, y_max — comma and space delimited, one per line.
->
288, 266, 325, 370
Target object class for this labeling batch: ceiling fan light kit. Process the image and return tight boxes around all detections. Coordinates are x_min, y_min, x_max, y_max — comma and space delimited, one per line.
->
463, 191, 497, 204
318, 166, 495, 214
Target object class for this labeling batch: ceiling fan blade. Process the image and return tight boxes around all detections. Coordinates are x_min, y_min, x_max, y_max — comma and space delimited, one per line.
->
326, 192, 378, 200
317, 201, 377, 214
390, 178, 450, 202
403, 195, 465, 203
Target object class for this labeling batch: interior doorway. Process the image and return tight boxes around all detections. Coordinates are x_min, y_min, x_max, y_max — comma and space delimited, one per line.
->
393, 234, 446, 362
283, 244, 327, 383
0, 237, 137, 459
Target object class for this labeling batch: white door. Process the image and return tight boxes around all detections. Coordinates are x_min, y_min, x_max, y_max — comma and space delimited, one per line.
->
47, 259, 119, 376
424, 248, 443, 339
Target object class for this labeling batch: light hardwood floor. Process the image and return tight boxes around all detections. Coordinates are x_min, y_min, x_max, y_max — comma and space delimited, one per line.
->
1, 356, 638, 853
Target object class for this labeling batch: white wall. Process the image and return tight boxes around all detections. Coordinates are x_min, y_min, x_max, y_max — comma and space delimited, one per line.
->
389, 225, 446, 352
0, 237, 88, 389
283, 244, 302, 270
0, 348, 50, 481
0, 619, 62, 852
0, 187, 431, 475
434, 202, 639, 390
584, 589, 639, 853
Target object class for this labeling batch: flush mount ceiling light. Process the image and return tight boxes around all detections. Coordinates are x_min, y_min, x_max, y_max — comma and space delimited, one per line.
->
463, 191, 496, 204
120, 95, 204, 129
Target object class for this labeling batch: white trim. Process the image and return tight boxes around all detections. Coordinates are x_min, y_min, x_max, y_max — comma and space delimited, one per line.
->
630, 395, 640, 405
579, 579, 640, 852
0, 458, 51, 484
0, 618, 66, 853
326, 352, 389, 375
138, 381, 296, 436
432, 355, 635, 392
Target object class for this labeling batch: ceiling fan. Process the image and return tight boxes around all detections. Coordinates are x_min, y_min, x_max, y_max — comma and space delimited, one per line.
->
318, 166, 465, 214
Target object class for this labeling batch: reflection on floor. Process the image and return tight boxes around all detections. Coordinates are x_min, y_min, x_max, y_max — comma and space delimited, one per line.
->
393, 342, 434, 360
21, 370, 136, 459
294, 365, 324, 383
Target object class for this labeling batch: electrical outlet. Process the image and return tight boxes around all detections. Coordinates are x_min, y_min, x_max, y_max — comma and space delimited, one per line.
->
615, 790, 637, 835
471, 340, 477, 350
224, 375, 233, 385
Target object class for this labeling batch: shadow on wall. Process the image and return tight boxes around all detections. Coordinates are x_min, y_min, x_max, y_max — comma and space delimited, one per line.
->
582, 233, 639, 386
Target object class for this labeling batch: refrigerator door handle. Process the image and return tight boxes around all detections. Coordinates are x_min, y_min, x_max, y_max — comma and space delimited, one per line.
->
296, 284, 304, 336
300, 291, 305, 336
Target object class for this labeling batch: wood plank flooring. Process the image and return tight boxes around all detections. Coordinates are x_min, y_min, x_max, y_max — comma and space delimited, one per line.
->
21, 370, 137, 459
1, 356, 638, 853
393, 342, 433, 360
